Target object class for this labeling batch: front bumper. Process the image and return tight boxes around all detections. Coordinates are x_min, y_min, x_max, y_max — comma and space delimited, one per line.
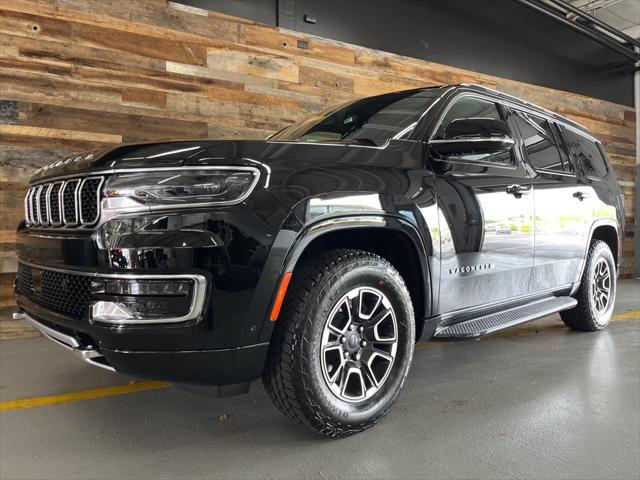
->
14, 310, 114, 372
16, 308, 270, 386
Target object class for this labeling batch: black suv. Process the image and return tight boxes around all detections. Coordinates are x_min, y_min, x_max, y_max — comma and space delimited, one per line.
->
14, 84, 624, 437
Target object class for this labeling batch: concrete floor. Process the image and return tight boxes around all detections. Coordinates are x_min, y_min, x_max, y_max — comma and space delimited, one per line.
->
1, 280, 639, 480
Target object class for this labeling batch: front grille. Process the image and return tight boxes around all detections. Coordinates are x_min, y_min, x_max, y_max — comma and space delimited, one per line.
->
38, 185, 49, 225
25, 176, 104, 228
79, 178, 102, 224
15, 263, 92, 321
49, 182, 62, 225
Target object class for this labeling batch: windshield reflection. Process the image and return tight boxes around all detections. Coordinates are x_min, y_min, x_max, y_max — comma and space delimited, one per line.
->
270, 88, 443, 146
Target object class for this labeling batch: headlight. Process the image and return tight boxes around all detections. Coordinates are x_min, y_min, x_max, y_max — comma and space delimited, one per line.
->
104, 168, 259, 207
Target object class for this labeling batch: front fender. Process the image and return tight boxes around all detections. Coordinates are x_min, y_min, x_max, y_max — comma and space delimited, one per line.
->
255, 211, 435, 344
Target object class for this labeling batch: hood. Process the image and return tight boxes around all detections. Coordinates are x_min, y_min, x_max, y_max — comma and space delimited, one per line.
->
30, 140, 215, 182
31, 138, 423, 182
30, 139, 426, 209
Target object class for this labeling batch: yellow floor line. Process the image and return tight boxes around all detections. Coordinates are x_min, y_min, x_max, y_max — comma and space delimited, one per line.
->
612, 310, 640, 320
1, 311, 638, 412
0, 380, 170, 412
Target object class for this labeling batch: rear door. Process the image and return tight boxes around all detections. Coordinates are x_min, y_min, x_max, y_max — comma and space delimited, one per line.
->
511, 111, 593, 290
430, 95, 535, 313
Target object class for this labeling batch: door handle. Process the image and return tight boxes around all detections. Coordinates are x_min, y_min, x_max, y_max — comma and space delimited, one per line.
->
506, 184, 531, 198
573, 191, 590, 201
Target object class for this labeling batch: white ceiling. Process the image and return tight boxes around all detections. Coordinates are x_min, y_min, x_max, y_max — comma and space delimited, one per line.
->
570, 0, 640, 40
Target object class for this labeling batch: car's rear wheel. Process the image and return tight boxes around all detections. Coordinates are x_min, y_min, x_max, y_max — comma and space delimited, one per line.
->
561, 240, 616, 331
263, 249, 415, 437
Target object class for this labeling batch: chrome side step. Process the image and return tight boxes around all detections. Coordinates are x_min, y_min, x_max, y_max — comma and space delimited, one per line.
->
13, 311, 115, 372
433, 296, 577, 339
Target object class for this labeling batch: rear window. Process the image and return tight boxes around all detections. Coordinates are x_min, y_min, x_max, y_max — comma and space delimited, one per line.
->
561, 127, 608, 179
512, 111, 565, 173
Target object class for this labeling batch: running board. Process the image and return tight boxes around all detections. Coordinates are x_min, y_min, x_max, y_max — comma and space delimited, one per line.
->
433, 296, 577, 339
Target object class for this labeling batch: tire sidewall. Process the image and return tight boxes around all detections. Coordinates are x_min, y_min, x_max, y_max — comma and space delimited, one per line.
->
585, 242, 616, 329
298, 259, 415, 426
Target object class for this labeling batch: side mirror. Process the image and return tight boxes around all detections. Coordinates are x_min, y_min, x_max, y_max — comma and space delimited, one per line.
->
429, 118, 514, 156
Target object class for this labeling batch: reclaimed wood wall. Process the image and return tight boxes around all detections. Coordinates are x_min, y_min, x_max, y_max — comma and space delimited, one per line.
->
0, 0, 636, 332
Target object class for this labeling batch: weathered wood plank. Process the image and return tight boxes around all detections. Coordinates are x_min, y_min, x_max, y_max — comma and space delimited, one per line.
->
0, 9, 208, 66
0, 0, 635, 321
0, 124, 121, 144
121, 87, 167, 109
243, 25, 355, 66
18, 102, 209, 142
2, 0, 240, 47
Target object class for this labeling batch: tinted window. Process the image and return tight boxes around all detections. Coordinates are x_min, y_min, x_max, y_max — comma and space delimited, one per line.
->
513, 112, 564, 172
435, 97, 502, 139
562, 127, 608, 178
433, 96, 513, 166
271, 89, 441, 146
552, 123, 574, 173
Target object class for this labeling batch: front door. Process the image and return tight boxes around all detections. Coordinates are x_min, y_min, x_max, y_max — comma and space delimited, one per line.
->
429, 95, 535, 313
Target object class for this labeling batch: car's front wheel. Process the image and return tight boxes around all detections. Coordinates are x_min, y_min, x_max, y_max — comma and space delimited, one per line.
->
561, 239, 616, 331
263, 249, 415, 437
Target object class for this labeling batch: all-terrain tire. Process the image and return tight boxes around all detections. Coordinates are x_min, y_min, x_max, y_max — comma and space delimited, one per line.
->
263, 249, 415, 437
560, 240, 616, 331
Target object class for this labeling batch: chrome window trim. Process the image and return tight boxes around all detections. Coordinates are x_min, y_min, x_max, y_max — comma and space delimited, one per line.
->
79, 176, 105, 226
459, 84, 591, 135
429, 137, 515, 145
429, 91, 599, 144
17, 260, 207, 326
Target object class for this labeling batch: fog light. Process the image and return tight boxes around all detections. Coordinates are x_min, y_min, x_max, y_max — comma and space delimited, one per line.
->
104, 279, 190, 296
90, 277, 205, 325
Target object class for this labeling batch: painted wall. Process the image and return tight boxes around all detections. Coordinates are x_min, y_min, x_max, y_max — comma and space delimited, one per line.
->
0, 0, 636, 332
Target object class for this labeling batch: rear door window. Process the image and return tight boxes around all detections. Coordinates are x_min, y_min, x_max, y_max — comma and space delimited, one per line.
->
561, 127, 608, 179
512, 111, 565, 173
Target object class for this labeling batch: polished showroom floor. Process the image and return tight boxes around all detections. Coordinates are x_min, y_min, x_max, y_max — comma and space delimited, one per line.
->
1, 280, 639, 480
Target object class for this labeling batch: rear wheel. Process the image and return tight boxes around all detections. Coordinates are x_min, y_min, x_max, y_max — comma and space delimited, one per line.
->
561, 240, 616, 331
263, 249, 415, 437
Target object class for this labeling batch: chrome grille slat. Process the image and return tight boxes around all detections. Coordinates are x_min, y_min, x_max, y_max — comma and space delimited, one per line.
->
39, 184, 52, 225
25, 176, 104, 229
49, 182, 63, 225
35, 185, 44, 225
62, 179, 80, 226
79, 177, 104, 226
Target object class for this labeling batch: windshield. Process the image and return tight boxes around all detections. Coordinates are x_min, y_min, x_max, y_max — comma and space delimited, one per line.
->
270, 88, 442, 146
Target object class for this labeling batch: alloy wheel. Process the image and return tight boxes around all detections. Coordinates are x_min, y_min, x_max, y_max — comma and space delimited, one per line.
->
591, 258, 611, 314
320, 287, 398, 403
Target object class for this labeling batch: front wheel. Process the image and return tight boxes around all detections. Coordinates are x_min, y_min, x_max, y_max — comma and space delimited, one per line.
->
263, 249, 415, 437
561, 240, 616, 331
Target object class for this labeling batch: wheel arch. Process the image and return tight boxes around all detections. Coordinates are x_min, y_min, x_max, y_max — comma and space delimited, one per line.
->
263, 215, 433, 342
574, 219, 620, 287
589, 220, 620, 268
589, 223, 621, 267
